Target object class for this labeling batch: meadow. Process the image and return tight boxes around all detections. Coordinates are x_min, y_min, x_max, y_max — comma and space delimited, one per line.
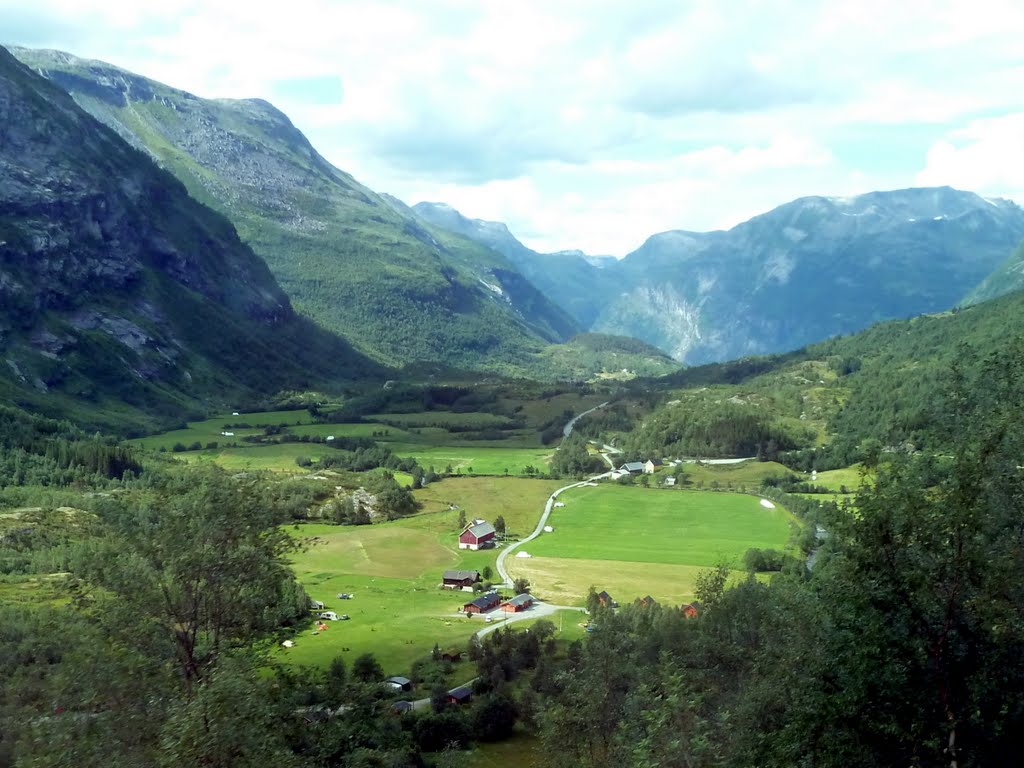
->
131, 409, 556, 476
276, 477, 565, 676
507, 485, 796, 606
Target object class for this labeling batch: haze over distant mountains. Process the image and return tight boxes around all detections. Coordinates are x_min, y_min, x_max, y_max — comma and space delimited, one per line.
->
417, 188, 1024, 363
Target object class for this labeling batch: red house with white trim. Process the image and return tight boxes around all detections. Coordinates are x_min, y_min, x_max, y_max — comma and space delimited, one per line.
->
459, 521, 496, 550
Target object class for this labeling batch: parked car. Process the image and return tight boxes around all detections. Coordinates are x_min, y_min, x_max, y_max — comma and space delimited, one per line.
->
338, 614, 350, 620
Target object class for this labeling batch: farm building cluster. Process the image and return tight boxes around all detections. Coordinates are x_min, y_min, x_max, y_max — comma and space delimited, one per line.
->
460, 591, 535, 615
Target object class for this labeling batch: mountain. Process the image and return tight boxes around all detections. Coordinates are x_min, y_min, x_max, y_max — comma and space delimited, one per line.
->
12, 47, 578, 374
964, 238, 1024, 305
419, 189, 1024, 364
412, 201, 619, 328
0, 45, 382, 433
601, 188, 1024, 362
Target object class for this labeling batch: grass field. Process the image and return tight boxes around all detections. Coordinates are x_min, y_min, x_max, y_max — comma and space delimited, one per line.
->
132, 409, 556, 477
386, 444, 554, 476
508, 485, 796, 606
525, 486, 795, 566
682, 460, 792, 490
277, 477, 565, 675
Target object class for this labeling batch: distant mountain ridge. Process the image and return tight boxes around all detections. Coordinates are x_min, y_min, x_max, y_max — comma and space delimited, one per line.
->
13, 47, 579, 375
0, 45, 381, 433
413, 202, 620, 328
418, 188, 1024, 363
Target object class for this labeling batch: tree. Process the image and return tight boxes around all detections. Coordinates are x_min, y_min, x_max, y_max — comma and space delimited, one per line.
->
351, 653, 384, 684
471, 694, 518, 742
77, 467, 303, 694
481, 565, 493, 581
493, 515, 506, 537
513, 577, 531, 595
457, 509, 467, 530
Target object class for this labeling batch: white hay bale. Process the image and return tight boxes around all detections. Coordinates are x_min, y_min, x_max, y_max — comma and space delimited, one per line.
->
759, 499, 776, 509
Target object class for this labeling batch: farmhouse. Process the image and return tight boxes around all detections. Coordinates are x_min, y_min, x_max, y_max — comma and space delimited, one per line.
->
644, 459, 664, 474
459, 521, 496, 550
442, 569, 481, 589
596, 590, 617, 608
464, 592, 501, 614
447, 686, 473, 705
682, 601, 702, 619
621, 462, 645, 475
638, 595, 659, 608
501, 594, 534, 612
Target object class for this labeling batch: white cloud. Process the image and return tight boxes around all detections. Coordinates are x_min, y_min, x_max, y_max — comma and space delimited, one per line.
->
3, 0, 1024, 254
916, 114, 1024, 200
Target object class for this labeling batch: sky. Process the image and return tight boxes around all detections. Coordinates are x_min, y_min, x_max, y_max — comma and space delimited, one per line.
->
4, 0, 1023, 256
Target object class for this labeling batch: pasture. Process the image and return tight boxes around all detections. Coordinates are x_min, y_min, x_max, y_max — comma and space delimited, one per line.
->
131, 408, 557, 477
508, 485, 795, 606
278, 477, 566, 674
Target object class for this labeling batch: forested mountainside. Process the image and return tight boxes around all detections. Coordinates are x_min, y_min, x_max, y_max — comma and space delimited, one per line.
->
964, 238, 1024, 305
418, 189, 1024, 363
0, 45, 381, 434
13, 47, 581, 375
606, 286, 1024, 467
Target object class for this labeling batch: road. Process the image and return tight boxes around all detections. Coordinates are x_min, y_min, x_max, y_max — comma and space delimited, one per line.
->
495, 469, 612, 587
562, 400, 609, 437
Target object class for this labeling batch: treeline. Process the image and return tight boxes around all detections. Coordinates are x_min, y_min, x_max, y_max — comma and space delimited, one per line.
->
0, 406, 142, 483
624, 402, 809, 459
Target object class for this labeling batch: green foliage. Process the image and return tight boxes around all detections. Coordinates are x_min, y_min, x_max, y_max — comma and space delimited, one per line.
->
549, 433, 603, 477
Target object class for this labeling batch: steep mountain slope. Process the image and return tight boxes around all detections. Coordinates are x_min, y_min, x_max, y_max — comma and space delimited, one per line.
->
964, 238, 1024, 305
0, 45, 381, 433
13, 47, 578, 373
621, 286, 1024, 464
420, 189, 1024, 364
413, 201, 619, 328
600, 188, 1024, 363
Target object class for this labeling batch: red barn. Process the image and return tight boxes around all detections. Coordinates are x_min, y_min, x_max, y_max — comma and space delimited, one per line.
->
459, 521, 496, 550
463, 592, 501, 614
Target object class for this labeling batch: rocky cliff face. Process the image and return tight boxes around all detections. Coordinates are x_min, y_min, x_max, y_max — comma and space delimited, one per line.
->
14, 47, 578, 374
0, 46, 378, 431
417, 189, 1024, 363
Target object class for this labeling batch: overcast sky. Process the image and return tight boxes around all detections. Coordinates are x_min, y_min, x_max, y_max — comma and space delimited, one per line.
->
5, 0, 1023, 255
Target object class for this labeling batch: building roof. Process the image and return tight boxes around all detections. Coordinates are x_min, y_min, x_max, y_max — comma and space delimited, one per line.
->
462, 522, 496, 539
442, 569, 480, 581
597, 590, 614, 603
504, 593, 533, 607
448, 686, 473, 701
392, 700, 413, 712
466, 593, 500, 610
622, 462, 645, 472
386, 676, 411, 686
646, 458, 664, 465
